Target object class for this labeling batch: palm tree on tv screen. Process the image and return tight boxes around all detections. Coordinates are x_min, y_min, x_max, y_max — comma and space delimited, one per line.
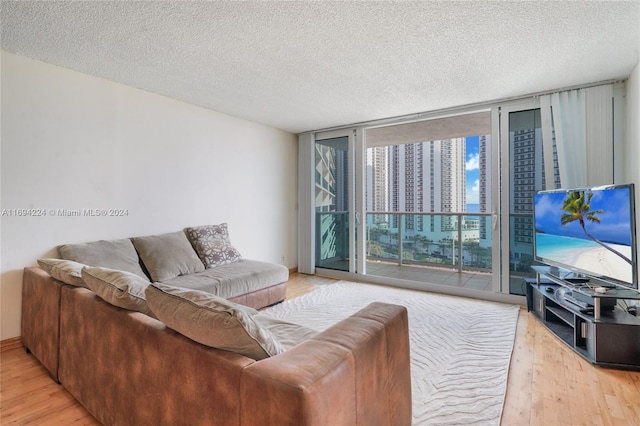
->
560, 190, 632, 265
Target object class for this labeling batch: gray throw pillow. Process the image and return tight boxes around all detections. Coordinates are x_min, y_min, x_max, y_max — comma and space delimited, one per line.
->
145, 283, 284, 360
37, 258, 87, 287
185, 223, 242, 268
58, 239, 148, 279
132, 232, 205, 282
82, 266, 155, 317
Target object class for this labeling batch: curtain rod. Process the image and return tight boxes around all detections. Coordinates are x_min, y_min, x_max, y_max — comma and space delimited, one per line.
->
300, 78, 625, 136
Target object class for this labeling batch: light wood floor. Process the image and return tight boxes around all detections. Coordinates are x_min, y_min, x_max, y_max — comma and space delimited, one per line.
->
2, 273, 639, 425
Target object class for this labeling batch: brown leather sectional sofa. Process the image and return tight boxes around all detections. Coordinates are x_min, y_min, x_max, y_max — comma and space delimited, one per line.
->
22, 266, 412, 425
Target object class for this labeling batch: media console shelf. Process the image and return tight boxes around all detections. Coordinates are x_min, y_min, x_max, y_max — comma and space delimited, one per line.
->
526, 265, 640, 370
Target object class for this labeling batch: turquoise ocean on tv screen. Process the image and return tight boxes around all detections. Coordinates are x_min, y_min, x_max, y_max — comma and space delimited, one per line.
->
535, 233, 601, 259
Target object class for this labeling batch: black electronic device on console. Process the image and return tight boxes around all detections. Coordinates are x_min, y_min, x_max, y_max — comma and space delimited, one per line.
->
563, 277, 591, 285
563, 293, 590, 309
554, 286, 617, 311
572, 291, 617, 311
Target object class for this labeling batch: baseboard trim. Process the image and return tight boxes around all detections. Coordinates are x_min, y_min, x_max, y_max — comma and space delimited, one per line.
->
289, 267, 298, 275
1, 336, 23, 353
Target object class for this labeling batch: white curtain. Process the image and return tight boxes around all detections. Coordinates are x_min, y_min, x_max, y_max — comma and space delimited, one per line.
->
584, 84, 614, 186
540, 84, 613, 188
539, 96, 557, 190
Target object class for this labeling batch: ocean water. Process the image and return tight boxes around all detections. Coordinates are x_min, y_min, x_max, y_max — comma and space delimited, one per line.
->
535, 233, 599, 260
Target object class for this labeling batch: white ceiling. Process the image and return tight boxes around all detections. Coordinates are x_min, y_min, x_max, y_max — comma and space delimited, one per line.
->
2, 1, 639, 134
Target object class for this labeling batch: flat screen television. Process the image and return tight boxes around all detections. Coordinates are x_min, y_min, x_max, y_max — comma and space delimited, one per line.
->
533, 183, 638, 290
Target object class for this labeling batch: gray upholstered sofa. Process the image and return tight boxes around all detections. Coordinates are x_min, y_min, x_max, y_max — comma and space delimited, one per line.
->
21, 225, 413, 425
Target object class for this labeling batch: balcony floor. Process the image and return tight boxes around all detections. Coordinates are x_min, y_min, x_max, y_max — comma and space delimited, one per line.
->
317, 260, 528, 295
365, 261, 493, 291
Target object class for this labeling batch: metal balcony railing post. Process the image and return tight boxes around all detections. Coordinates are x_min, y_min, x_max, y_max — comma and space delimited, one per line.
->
398, 213, 403, 266
457, 213, 463, 273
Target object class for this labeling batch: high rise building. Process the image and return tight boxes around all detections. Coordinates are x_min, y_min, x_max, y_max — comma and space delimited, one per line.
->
479, 135, 491, 242
367, 138, 467, 234
478, 135, 491, 214
508, 122, 560, 272
366, 147, 388, 212
382, 138, 467, 214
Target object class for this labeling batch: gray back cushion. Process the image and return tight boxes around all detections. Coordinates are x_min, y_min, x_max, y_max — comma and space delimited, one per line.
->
145, 283, 284, 360
132, 231, 204, 282
37, 258, 87, 287
59, 239, 148, 279
82, 266, 155, 317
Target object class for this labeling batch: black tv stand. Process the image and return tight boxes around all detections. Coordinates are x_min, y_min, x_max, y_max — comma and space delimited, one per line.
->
526, 266, 640, 370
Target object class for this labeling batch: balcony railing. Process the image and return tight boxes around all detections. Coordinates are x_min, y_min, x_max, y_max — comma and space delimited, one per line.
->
316, 211, 494, 273
366, 212, 493, 273
316, 211, 349, 268
316, 210, 537, 295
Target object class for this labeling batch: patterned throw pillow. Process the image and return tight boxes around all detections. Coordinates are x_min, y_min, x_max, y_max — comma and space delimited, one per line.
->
185, 223, 242, 268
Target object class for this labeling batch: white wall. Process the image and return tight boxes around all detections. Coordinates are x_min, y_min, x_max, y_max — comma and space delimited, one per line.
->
625, 61, 640, 290
0, 51, 298, 340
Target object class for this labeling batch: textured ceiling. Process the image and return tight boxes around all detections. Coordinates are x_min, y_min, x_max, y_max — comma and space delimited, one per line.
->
2, 1, 639, 134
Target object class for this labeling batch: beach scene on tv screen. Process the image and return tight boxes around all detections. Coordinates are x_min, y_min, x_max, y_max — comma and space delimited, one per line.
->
534, 188, 633, 284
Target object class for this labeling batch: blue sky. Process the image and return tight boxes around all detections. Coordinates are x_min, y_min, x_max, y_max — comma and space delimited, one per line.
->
534, 188, 633, 246
465, 136, 480, 204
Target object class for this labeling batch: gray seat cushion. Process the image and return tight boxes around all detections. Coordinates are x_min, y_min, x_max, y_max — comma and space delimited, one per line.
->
252, 314, 318, 351
162, 259, 288, 299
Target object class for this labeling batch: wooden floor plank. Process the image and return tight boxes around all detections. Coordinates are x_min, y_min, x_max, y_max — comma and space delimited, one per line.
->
501, 310, 534, 426
2, 272, 639, 425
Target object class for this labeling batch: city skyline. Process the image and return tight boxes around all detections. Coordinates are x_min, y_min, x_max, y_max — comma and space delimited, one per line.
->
366, 136, 488, 214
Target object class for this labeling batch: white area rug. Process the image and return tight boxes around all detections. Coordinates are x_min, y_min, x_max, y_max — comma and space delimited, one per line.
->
263, 281, 520, 426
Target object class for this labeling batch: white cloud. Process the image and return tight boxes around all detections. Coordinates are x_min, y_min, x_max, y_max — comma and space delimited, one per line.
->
467, 179, 480, 203
466, 152, 479, 171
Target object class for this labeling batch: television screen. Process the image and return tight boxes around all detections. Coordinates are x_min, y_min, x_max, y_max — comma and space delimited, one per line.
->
533, 184, 638, 289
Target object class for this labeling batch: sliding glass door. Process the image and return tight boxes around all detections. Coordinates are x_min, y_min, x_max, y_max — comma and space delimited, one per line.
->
362, 111, 500, 293
314, 131, 356, 272
499, 102, 560, 295
306, 110, 516, 301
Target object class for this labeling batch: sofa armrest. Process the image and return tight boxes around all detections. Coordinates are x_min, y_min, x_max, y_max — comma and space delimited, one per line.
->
240, 302, 412, 426
59, 286, 256, 426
